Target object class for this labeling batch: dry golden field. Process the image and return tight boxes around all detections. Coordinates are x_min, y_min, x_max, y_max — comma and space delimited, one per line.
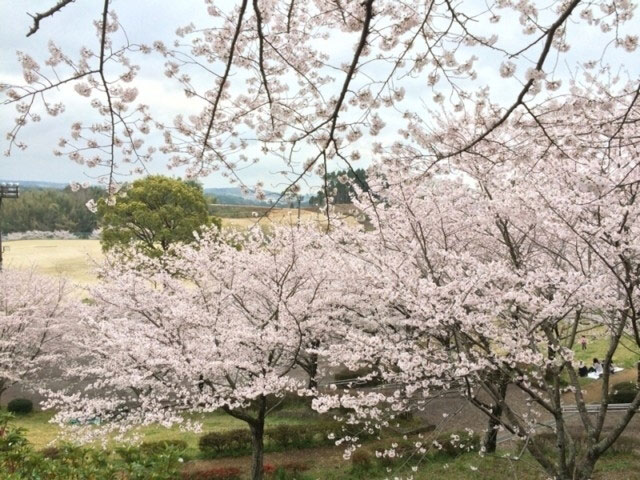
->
4, 239, 103, 284
3, 207, 361, 284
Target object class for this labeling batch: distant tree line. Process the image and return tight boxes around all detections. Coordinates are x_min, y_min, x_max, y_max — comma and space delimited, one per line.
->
308, 169, 369, 206
0, 187, 105, 237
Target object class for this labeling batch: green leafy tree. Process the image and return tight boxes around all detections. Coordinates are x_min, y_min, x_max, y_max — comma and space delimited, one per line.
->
308, 168, 369, 206
98, 176, 220, 257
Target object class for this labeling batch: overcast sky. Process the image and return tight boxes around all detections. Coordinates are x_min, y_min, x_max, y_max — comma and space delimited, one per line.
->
1, 1, 639, 191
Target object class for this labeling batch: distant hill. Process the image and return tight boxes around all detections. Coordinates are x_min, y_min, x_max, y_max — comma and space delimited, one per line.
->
1, 182, 311, 205
0, 180, 69, 190
205, 187, 310, 206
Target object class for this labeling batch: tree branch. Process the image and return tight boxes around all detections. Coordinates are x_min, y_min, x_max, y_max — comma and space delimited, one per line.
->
27, 0, 77, 37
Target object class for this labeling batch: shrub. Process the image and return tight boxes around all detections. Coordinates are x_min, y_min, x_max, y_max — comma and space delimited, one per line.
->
610, 382, 638, 404
7, 398, 33, 415
267, 424, 318, 449
263, 463, 277, 475
39, 446, 61, 459
267, 422, 360, 450
351, 448, 374, 471
199, 429, 252, 458
182, 466, 243, 480
140, 439, 188, 455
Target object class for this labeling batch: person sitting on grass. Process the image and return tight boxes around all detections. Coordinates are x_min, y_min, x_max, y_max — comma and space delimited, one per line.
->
589, 358, 603, 376
578, 361, 589, 377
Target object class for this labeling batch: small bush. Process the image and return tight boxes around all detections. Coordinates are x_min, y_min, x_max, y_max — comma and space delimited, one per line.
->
263, 463, 277, 475
140, 439, 188, 455
7, 398, 33, 415
267, 424, 296, 449
268, 424, 318, 450
199, 429, 252, 458
182, 466, 243, 480
351, 448, 374, 471
610, 382, 638, 403
39, 446, 61, 459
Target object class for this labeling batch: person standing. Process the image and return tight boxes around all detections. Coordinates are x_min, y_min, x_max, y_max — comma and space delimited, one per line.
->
580, 336, 587, 350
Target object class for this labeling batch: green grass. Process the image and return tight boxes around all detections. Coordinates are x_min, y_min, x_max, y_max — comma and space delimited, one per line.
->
573, 332, 639, 369
12, 410, 317, 452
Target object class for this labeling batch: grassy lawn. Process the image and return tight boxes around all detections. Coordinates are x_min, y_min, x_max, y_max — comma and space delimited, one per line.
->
573, 330, 639, 369
12, 409, 319, 451
539, 326, 640, 404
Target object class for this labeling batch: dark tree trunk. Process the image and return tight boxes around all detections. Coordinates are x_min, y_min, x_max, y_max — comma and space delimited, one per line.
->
0, 380, 7, 407
224, 397, 268, 480
299, 340, 321, 390
306, 351, 319, 390
249, 417, 265, 480
483, 376, 509, 453
575, 455, 596, 480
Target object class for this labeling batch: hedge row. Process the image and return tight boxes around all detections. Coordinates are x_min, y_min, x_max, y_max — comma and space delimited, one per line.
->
610, 382, 639, 404
199, 422, 376, 458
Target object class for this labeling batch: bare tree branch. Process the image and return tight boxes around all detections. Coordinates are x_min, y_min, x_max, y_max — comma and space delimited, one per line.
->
27, 0, 77, 37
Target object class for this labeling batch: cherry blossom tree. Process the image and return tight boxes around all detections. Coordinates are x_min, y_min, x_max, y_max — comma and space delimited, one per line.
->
2, 0, 638, 206
0, 269, 72, 404
45, 223, 339, 480
3, 1, 640, 478
316, 85, 640, 479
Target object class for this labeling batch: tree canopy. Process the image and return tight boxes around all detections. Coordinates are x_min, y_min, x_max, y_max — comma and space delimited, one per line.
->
98, 176, 220, 257
308, 168, 369, 206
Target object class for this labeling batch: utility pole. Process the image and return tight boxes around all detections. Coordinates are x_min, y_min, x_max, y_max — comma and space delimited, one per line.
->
0, 183, 20, 272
